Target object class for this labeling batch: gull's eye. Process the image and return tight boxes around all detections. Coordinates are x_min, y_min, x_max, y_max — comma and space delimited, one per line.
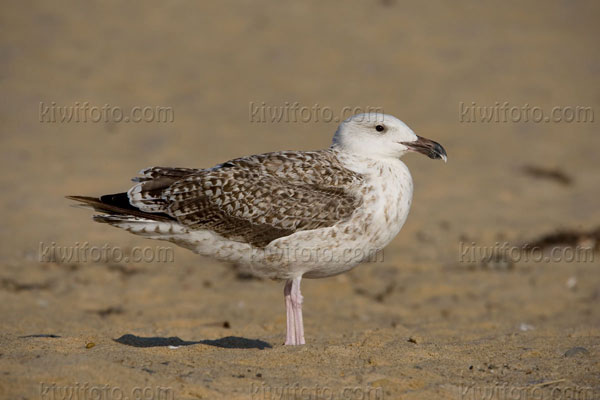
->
375, 125, 385, 132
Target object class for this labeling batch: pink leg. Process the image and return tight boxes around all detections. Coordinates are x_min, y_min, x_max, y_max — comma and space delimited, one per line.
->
284, 277, 305, 345
290, 277, 305, 344
284, 280, 296, 345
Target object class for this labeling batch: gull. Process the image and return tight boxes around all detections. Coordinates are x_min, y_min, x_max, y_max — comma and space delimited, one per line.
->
68, 113, 447, 345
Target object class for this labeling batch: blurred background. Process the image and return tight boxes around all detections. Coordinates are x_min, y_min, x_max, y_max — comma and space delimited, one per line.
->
1, 1, 598, 399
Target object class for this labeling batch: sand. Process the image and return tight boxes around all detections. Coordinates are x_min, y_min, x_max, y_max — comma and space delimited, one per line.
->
1, 1, 599, 399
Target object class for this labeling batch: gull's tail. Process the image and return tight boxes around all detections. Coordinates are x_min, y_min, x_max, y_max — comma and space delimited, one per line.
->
66, 194, 173, 221
66, 194, 186, 238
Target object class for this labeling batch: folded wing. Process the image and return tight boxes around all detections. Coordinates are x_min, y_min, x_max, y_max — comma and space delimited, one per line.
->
127, 150, 364, 247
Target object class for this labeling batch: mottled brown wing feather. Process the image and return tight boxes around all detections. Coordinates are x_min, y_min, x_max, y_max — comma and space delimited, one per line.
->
132, 167, 199, 182
130, 150, 364, 247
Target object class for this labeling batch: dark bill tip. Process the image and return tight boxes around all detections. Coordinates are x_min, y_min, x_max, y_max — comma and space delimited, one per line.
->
402, 136, 447, 162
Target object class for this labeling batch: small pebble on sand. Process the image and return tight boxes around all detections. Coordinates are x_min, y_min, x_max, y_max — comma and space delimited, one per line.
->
408, 335, 422, 344
564, 347, 589, 357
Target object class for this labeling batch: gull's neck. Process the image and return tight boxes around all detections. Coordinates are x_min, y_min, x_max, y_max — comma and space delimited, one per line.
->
329, 145, 410, 177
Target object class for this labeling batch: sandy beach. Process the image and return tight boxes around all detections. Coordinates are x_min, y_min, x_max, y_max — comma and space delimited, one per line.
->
1, 1, 599, 399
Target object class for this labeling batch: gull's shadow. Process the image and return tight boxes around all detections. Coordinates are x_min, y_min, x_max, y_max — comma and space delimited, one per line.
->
114, 334, 271, 350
